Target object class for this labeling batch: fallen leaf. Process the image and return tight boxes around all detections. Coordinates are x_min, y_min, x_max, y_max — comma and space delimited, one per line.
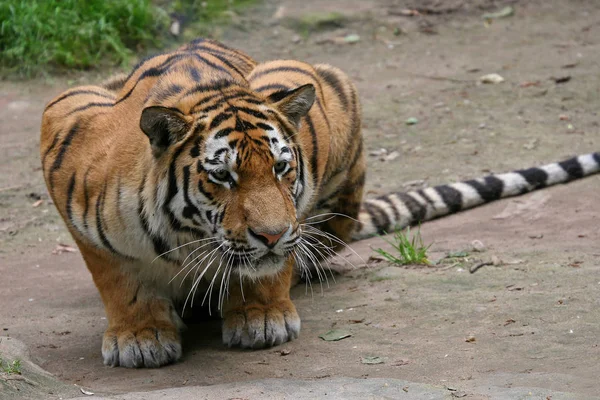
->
52, 244, 77, 255
361, 356, 384, 365
551, 75, 571, 84
80, 388, 94, 396
482, 6, 514, 20
31, 199, 43, 207
562, 62, 579, 69
528, 234, 544, 239
319, 329, 352, 341
343, 34, 360, 44
382, 151, 399, 162
349, 319, 365, 324
504, 319, 516, 326
465, 335, 476, 343
392, 359, 410, 366
405, 117, 419, 125
559, 114, 570, 121
402, 386, 409, 392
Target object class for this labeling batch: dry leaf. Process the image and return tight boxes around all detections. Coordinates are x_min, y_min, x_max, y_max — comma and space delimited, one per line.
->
52, 244, 77, 255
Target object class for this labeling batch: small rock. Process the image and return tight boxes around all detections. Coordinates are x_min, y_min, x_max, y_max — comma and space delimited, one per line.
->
471, 240, 486, 252
291, 35, 302, 44
405, 117, 419, 125
479, 73, 505, 84
465, 335, 476, 343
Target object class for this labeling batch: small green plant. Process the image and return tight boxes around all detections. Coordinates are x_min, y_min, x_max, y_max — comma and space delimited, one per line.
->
373, 226, 431, 265
0, 357, 22, 375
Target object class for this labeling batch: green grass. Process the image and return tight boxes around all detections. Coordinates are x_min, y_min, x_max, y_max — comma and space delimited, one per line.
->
0, 0, 256, 78
0, 357, 22, 375
373, 226, 431, 266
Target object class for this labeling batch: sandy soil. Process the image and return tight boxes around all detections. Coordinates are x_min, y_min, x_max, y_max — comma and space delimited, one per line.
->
1, 0, 599, 398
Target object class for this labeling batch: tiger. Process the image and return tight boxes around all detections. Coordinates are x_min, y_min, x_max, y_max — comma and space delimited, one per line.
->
40, 38, 600, 368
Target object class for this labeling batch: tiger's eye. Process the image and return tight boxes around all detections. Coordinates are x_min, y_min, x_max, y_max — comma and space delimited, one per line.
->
274, 161, 287, 174
211, 169, 230, 181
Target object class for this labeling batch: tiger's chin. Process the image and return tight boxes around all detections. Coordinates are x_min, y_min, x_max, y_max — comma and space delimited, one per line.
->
236, 252, 289, 279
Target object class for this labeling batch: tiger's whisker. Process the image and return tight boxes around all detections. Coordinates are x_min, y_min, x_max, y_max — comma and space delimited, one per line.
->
151, 236, 219, 263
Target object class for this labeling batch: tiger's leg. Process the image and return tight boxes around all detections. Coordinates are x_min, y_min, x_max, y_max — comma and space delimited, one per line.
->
79, 243, 183, 368
222, 257, 300, 348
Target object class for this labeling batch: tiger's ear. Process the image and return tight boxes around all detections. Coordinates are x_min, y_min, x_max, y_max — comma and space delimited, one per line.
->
140, 106, 191, 157
268, 84, 316, 128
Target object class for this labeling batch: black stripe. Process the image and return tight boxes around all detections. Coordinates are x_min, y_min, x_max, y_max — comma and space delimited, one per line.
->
464, 176, 504, 202
416, 189, 435, 206
82, 168, 91, 229
202, 52, 246, 79
66, 102, 113, 116
257, 122, 273, 131
46, 90, 114, 110
249, 65, 326, 102
379, 196, 400, 223
153, 83, 184, 102
49, 121, 80, 188
209, 112, 233, 130
137, 173, 172, 259
182, 79, 235, 99
182, 166, 203, 223
558, 158, 584, 179
116, 53, 188, 105
187, 43, 255, 70
66, 172, 77, 228
215, 128, 234, 139
315, 67, 348, 110
226, 106, 268, 120
42, 134, 61, 167
516, 167, 548, 188
256, 83, 291, 95
294, 147, 306, 203
363, 202, 390, 233
96, 182, 131, 258
593, 152, 600, 165
434, 185, 463, 213
305, 116, 320, 191
192, 53, 236, 76
250, 66, 315, 82
396, 193, 426, 222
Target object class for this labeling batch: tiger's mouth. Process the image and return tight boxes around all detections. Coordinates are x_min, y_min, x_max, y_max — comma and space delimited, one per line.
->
228, 251, 288, 278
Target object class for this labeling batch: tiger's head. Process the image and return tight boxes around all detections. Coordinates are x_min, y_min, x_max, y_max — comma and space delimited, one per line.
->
140, 80, 316, 278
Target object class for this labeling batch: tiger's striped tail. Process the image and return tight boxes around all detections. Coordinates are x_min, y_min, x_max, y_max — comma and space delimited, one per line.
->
353, 152, 600, 240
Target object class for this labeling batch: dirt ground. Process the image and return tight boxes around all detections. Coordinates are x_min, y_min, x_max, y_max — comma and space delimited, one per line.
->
1, 0, 599, 398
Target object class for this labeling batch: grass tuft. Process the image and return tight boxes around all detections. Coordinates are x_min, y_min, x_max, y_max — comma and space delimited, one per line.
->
0, 0, 169, 77
373, 226, 431, 266
0, 357, 22, 375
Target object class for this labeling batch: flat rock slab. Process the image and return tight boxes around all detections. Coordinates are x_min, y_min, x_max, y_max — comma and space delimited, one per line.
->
70, 377, 585, 400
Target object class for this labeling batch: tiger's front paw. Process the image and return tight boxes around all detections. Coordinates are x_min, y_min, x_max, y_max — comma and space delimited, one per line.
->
102, 322, 181, 368
222, 300, 300, 349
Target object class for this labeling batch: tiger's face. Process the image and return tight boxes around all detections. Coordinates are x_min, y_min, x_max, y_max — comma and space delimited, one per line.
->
141, 83, 316, 277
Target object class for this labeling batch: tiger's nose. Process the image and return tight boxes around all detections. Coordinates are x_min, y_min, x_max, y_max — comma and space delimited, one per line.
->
249, 227, 287, 248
